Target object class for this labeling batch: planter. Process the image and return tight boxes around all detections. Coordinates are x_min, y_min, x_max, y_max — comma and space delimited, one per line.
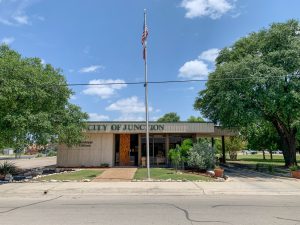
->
214, 168, 224, 178
291, 170, 300, 179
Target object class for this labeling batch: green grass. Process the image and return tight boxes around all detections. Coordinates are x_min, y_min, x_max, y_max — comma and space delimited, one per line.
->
228, 154, 300, 166
134, 168, 213, 181
37, 169, 103, 181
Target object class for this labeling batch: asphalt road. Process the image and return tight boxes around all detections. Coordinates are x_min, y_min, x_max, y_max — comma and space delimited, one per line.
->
1, 195, 300, 225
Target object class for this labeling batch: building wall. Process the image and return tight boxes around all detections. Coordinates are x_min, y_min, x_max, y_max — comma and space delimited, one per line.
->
57, 133, 114, 167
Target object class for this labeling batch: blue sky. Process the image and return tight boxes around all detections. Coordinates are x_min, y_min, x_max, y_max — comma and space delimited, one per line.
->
1, 0, 300, 121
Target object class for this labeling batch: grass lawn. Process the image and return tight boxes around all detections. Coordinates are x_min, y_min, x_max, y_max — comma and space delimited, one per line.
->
228, 154, 300, 166
134, 168, 213, 181
37, 169, 103, 181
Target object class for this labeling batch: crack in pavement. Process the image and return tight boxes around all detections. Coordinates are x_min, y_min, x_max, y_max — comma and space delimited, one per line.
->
212, 204, 300, 208
276, 217, 300, 223
63, 202, 231, 224
0, 196, 62, 214
192, 182, 206, 195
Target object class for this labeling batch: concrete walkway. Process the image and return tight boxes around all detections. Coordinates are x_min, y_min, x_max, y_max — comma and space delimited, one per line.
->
93, 168, 137, 182
1, 180, 300, 197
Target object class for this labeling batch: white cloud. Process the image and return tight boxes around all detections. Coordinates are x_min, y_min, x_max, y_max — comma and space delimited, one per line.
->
0, 0, 40, 26
199, 48, 220, 62
180, 0, 234, 19
83, 79, 127, 99
178, 59, 210, 79
115, 115, 144, 121
179, 48, 220, 79
79, 65, 104, 73
106, 96, 152, 114
0, 36, 14, 45
106, 96, 155, 121
13, 15, 28, 24
88, 113, 109, 121
40, 58, 46, 65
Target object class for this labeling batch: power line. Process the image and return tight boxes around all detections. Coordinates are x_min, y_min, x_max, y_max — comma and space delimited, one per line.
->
53, 74, 300, 87
3, 74, 300, 88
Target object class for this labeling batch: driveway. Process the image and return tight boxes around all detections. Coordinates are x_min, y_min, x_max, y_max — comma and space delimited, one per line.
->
1, 157, 56, 170
223, 164, 292, 182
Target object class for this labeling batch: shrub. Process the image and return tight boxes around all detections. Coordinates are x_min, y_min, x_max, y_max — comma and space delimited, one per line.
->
187, 139, 215, 171
168, 145, 182, 172
100, 163, 109, 168
289, 165, 299, 171
46, 150, 57, 157
268, 164, 274, 174
255, 163, 264, 171
0, 161, 18, 175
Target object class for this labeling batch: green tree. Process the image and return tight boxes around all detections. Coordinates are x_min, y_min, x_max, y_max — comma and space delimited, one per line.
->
157, 112, 180, 122
243, 121, 280, 159
187, 116, 205, 122
0, 45, 88, 150
226, 137, 246, 160
168, 145, 182, 173
195, 20, 300, 166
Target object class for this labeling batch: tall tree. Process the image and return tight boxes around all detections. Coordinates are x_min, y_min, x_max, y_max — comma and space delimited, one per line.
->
0, 45, 88, 150
194, 20, 300, 166
243, 121, 280, 155
187, 116, 205, 122
157, 112, 180, 122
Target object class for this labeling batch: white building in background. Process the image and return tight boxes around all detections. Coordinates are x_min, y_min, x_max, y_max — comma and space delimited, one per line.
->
57, 121, 236, 168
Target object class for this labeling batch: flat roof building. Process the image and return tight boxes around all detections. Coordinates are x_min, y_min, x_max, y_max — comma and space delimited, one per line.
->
57, 121, 236, 167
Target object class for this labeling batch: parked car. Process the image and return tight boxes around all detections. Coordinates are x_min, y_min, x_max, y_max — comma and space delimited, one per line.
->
242, 150, 257, 155
273, 150, 283, 154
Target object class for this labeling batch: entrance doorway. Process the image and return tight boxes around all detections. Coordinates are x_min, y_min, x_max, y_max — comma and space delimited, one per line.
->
141, 135, 166, 166
114, 134, 139, 166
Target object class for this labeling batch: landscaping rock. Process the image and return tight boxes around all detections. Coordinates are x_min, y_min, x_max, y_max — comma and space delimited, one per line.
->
82, 179, 91, 182
207, 170, 215, 176
4, 174, 13, 182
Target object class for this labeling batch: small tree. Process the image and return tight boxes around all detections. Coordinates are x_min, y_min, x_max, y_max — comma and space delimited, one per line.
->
226, 137, 246, 160
157, 112, 180, 122
187, 116, 204, 122
187, 139, 215, 171
168, 145, 182, 173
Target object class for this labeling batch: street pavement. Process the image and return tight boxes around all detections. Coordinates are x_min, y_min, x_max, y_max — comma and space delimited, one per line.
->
1, 161, 300, 224
1, 180, 300, 224
1, 192, 300, 225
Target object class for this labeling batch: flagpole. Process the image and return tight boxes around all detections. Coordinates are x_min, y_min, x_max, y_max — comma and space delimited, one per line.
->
144, 9, 151, 180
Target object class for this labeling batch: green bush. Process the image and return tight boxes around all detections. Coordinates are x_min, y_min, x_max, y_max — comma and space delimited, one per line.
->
289, 165, 299, 171
168, 145, 182, 172
36, 153, 44, 158
187, 139, 215, 171
100, 163, 109, 168
268, 164, 274, 174
255, 163, 264, 171
0, 161, 18, 175
46, 150, 57, 157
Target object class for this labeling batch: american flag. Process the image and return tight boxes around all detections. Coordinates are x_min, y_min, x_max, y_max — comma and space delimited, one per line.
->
141, 16, 148, 60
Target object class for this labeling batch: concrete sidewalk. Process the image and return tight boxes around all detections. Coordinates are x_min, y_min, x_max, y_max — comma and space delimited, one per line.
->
93, 168, 137, 182
1, 180, 300, 197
